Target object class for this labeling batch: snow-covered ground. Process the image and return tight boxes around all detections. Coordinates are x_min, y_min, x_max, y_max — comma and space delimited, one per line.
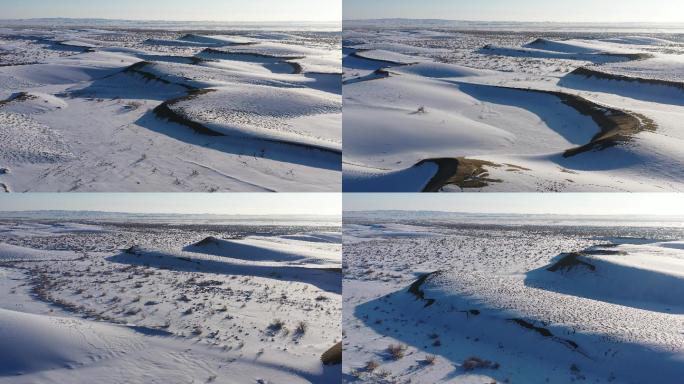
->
343, 212, 684, 383
0, 214, 341, 383
0, 24, 341, 191
343, 26, 684, 191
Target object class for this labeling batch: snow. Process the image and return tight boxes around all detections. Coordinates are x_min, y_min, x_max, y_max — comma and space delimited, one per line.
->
343, 162, 437, 192
343, 213, 684, 383
171, 85, 342, 152
343, 26, 684, 191
0, 214, 342, 383
0, 26, 341, 191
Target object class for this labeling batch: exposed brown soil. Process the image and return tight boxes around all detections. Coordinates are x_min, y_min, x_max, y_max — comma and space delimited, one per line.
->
547, 252, 596, 272
0, 91, 36, 107
321, 341, 342, 365
408, 271, 441, 307
417, 157, 504, 192
561, 98, 657, 157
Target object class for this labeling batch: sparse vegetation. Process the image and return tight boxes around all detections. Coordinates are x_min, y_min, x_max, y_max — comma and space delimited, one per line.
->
387, 343, 407, 360
462, 356, 500, 371
268, 318, 285, 332
295, 321, 307, 335
424, 354, 437, 365
365, 359, 380, 372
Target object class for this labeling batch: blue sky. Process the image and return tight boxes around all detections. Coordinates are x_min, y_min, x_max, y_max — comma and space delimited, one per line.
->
344, 0, 684, 22
1, 0, 341, 22
344, 194, 684, 215
0, 194, 341, 215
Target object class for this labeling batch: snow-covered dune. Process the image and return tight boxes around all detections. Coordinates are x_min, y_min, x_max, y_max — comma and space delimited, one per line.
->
527, 242, 684, 313
184, 235, 341, 264
110, 243, 341, 292
0, 27, 341, 192
0, 243, 82, 261
0, 307, 145, 377
343, 28, 684, 192
165, 84, 342, 153
0, 219, 342, 383
343, 218, 684, 383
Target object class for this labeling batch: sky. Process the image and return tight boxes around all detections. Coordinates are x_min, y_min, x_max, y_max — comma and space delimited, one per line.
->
0, 0, 341, 22
0, 193, 341, 216
344, 193, 684, 216
344, 0, 684, 23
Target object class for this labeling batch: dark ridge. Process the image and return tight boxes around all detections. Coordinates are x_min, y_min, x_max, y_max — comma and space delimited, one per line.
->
189, 56, 211, 65
508, 318, 580, 351
121, 61, 195, 89
600, 52, 654, 61
55, 41, 95, 53
179, 34, 257, 46
199, 48, 303, 74
152, 89, 224, 136
123, 245, 143, 255
0, 61, 40, 67
349, 50, 414, 66
407, 271, 441, 307
321, 341, 342, 365
527, 38, 548, 46
342, 68, 391, 85
0, 91, 35, 107
285, 61, 303, 74
582, 249, 626, 256
526, 38, 654, 61
469, 85, 657, 157
594, 243, 620, 248
200, 48, 305, 61
559, 91, 657, 157
570, 66, 684, 91
192, 236, 221, 247
547, 252, 596, 272
179, 33, 201, 41
509, 318, 552, 337
153, 90, 343, 155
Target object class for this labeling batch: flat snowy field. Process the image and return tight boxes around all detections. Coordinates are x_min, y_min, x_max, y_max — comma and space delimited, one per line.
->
343, 25, 684, 191
0, 24, 341, 191
343, 213, 684, 383
0, 216, 341, 383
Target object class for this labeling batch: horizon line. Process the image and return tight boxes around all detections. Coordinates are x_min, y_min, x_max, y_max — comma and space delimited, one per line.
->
344, 209, 684, 217
343, 18, 684, 24
0, 209, 340, 217
0, 17, 341, 23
